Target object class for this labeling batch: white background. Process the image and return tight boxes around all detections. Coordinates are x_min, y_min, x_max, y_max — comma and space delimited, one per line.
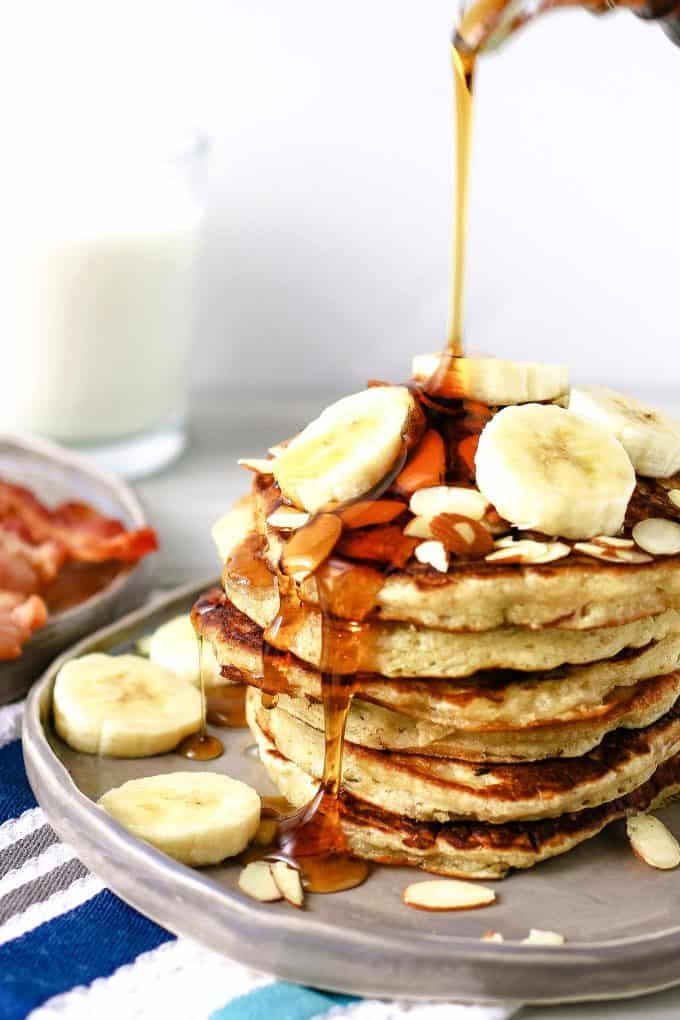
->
3, 1, 679, 399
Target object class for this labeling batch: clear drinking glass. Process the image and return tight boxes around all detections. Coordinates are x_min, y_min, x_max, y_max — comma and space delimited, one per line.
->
0, 128, 207, 479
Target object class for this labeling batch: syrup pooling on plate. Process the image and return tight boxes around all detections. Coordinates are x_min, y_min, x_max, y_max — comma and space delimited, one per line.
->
177, 635, 225, 761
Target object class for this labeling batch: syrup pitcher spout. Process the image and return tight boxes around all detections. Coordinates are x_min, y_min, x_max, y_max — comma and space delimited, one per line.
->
454, 0, 680, 56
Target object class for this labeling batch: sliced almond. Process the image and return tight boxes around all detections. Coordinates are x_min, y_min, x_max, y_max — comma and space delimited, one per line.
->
574, 542, 652, 565
493, 535, 518, 549
668, 489, 680, 510
336, 525, 417, 571
238, 861, 282, 903
592, 535, 635, 549
280, 514, 342, 582
403, 516, 434, 540
394, 429, 446, 496
457, 434, 480, 481
402, 879, 496, 912
485, 540, 571, 565
632, 518, 680, 557
481, 507, 511, 536
238, 457, 275, 475
410, 486, 488, 522
339, 499, 407, 529
430, 513, 494, 558
521, 929, 565, 946
254, 818, 278, 847
266, 507, 311, 531
414, 540, 449, 574
626, 813, 680, 870
271, 861, 305, 907
481, 931, 504, 943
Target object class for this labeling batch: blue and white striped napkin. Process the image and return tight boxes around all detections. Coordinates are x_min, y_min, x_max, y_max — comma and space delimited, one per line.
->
0, 700, 518, 1020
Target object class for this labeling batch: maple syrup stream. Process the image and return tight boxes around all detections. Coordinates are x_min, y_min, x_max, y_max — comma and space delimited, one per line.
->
212, 24, 481, 895
177, 636, 225, 761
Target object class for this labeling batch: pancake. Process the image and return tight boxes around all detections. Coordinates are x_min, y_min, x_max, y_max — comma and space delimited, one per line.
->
249, 473, 680, 632
248, 696, 680, 879
248, 689, 680, 822
223, 564, 680, 678
270, 672, 680, 762
194, 588, 680, 736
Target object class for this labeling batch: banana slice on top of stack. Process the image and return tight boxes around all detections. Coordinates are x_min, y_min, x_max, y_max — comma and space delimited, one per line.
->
273, 385, 422, 512
250, 357, 680, 555
570, 386, 680, 478
474, 403, 636, 539
412, 353, 569, 405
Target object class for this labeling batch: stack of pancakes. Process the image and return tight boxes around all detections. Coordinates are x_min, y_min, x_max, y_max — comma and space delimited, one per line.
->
195, 470, 680, 880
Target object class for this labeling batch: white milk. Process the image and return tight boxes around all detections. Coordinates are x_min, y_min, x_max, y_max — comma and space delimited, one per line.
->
0, 161, 202, 443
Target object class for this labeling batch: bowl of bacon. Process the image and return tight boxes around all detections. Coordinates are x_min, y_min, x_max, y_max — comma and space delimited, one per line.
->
0, 433, 157, 703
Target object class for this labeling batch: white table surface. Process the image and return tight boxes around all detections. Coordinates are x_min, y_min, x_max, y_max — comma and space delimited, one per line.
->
137, 384, 680, 1019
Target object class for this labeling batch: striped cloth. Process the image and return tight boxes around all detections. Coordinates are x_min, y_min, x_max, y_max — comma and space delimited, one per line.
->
0, 700, 518, 1020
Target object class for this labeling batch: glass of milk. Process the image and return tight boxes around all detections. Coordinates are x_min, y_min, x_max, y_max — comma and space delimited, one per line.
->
0, 129, 205, 479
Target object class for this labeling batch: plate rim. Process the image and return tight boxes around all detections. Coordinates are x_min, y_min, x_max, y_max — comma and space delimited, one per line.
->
21, 579, 680, 1004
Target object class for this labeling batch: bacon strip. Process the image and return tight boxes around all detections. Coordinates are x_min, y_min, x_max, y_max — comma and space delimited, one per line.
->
0, 591, 48, 659
0, 479, 158, 658
0, 482, 158, 564
0, 527, 65, 593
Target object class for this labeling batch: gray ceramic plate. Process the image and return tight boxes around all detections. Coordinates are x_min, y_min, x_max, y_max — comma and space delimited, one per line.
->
22, 578, 680, 1004
0, 433, 152, 704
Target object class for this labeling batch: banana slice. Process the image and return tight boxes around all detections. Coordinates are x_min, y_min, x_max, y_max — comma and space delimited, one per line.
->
569, 386, 680, 478
273, 387, 421, 513
53, 653, 201, 757
99, 772, 260, 866
412, 353, 568, 406
148, 615, 222, 689
475, 404, 636, 540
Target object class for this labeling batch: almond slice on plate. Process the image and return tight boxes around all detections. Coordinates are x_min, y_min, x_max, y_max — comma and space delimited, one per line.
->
271, 861, 305, 907
668, 490, 680, 510
403, 879, 496, 912
414, 540, 449, 573
266, 507, 311, 530
521, 929, 565, 946
626, 814, 680, 870
632, 518, 680, 556
481, 931, 504, 943
485, 539, 571, 565
574, 542, 652, 565
238, 457, 275, 475
238, 861, 282, 902
410, 486, 488, 521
